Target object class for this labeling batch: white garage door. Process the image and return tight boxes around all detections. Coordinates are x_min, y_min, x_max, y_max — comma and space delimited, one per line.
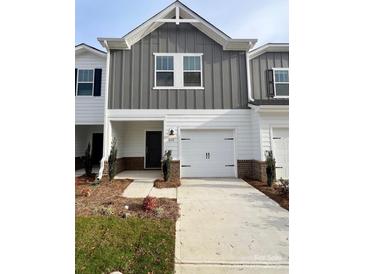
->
180, 129, 235, 178
272, 128, 289, 180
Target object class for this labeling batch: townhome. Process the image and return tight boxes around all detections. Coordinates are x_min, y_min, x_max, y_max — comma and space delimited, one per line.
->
75, 43, 106, 170
95, 1, 289, 182
248, 43, 289, 180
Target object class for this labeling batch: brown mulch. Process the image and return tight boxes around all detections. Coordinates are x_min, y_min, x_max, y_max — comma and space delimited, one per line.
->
245, 179, 289, 210
75, 179, 179, 221
75, 173, 97, 185
153, 178, 181, 188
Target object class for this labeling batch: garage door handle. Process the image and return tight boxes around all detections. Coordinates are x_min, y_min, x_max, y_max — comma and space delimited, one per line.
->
225, 164, 234, 167
273, 137, 281, 139
276, 166, 283, 169
181, 165, 191, 167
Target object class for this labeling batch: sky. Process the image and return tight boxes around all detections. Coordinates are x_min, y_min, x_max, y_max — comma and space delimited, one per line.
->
76, 0, 288, 50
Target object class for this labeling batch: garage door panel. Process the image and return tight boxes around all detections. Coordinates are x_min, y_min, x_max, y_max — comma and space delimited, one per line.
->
181, 129, 235, 178
272, 128, 289, 180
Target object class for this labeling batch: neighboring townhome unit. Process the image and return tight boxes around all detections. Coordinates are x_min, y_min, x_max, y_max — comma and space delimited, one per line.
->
97, 0, 260, 180
75, 43, 106, 170
248, 43, 289, 180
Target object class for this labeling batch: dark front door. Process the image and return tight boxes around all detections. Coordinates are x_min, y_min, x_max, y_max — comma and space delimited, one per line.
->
145, 131, 162, 168
91, 133, 103, 164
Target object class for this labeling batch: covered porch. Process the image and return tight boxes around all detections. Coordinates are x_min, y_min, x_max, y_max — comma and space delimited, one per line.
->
108, 120, 165, 175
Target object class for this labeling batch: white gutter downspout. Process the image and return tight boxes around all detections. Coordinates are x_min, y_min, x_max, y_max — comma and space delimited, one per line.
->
246, 49, 254, 102
98, 40, 111, 180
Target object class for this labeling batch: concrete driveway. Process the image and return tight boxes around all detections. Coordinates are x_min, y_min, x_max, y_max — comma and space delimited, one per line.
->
175, 178, 289, 274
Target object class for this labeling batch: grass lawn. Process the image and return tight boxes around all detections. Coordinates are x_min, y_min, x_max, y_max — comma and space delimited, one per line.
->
76, 216, 175, 274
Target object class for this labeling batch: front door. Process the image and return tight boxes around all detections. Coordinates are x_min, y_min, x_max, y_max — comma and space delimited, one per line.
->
272, 128, 289, 180
91, 133, 103, 165
145, 131, 162, 168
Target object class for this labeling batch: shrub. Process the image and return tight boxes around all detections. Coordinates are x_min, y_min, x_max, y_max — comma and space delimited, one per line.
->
265, 150, 276, 187
108, 137, 118, 180
162, 150, 172, 182
143, 196, 158, 211
83, 143, 93, 177
279, 179, 289, 195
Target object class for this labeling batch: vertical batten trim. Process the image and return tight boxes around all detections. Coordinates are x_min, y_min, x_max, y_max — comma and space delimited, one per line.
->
258, 55, 263, 100
220, 50, 224, 108
211, 44, 215, 108
121, 51, 125, 108
139, 42, 143, 108
237, 53, 242, 107
130, 47, 134, 109
148, 35, 152, 109
229, 51, 233, 108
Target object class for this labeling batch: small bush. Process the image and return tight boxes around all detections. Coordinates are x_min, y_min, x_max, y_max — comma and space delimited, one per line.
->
162, 150, 172, 181
108, 137, 118, 180
93, 206, 114, 216
83, 143, 93, 177
265, 150, 276, 187
143, 196, 158, 211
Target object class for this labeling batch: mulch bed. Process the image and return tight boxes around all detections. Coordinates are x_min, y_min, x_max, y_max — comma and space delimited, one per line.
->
153, 178, 181, 188
245, 179, 289, 210
75, 173, 97, 185
76, 179, 179, 221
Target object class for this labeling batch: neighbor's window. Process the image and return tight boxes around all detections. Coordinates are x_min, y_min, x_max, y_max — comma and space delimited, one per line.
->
183, 56, 202, 87
77, 69, 94, 96
273, 69, 289, 97
156, 56, 174, 87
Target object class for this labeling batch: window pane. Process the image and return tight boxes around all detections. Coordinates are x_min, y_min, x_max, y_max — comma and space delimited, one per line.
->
78, 83, 93, 95
156, 56, 173, 70
184, 72, 201, 86
275, 83, 289, 96
78, 69, 93, 82
184, 56, 200, 70
274, 70, 289, 82
156, 72, 173, 86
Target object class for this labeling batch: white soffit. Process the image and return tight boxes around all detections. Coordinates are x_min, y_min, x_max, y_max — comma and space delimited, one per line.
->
249, 43, 289, 59
98, 1, 257, 51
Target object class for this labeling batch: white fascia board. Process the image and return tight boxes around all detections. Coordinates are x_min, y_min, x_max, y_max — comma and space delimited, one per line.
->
249, 43, 289, 59
248, 103, 289, 113
75, 44, 106, 58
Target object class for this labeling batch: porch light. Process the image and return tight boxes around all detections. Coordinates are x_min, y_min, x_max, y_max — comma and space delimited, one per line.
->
168, 128, 177, 140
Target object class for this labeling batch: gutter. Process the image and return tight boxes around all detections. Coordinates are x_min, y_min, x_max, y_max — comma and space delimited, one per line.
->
97, 41, 111, 180
246, 52, 254, 102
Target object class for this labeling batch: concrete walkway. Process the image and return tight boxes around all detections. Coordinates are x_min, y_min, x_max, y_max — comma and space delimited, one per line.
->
117, 170, 176, 199
175, 178, 289, 274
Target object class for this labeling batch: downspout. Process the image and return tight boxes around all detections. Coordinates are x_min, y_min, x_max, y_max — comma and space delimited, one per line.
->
246, 49, 254, 102
98, 41, 111, 180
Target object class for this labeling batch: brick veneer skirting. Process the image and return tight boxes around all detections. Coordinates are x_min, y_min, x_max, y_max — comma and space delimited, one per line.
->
169, 160, 180, 181
237, 160, 267, 183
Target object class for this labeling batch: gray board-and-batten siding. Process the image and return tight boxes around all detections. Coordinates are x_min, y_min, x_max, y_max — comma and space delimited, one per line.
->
108, 23, 249, 109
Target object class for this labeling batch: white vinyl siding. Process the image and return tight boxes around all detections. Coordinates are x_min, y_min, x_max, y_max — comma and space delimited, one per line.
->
75, 52, 106, 124
75, 125, 103, 157
111, 121, 163, 158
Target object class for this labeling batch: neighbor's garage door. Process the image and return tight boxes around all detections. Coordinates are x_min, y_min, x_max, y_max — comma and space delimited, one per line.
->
180, 129, 235, 177
272, 128, 289, 180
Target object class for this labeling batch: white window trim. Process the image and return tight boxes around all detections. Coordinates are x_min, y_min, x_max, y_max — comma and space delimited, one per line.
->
273, 68, 289, 99
76, 69, 94, 96
153, 53, 204, 90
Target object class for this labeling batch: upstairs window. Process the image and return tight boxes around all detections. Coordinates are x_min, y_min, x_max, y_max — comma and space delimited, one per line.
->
183, 56, 202, 87
273, 68, 289, 97
154, 53, 203, 89
156, 56, 174, 87
77, 69, 94, 96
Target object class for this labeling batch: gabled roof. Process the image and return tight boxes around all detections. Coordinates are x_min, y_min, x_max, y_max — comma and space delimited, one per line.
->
75, 43, 106, 58
98, 0, 257, 51
248, 43, 289, 59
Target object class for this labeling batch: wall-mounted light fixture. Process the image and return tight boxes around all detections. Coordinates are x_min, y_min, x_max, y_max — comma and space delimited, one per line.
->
168, 128, 177, 140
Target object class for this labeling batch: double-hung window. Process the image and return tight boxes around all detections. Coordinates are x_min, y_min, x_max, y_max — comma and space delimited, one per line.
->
77, 69, 94, 96
183, 56, 202, 86
156, 56, 174, 87
273, 68, 289, 97
154, 53, 203, 89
